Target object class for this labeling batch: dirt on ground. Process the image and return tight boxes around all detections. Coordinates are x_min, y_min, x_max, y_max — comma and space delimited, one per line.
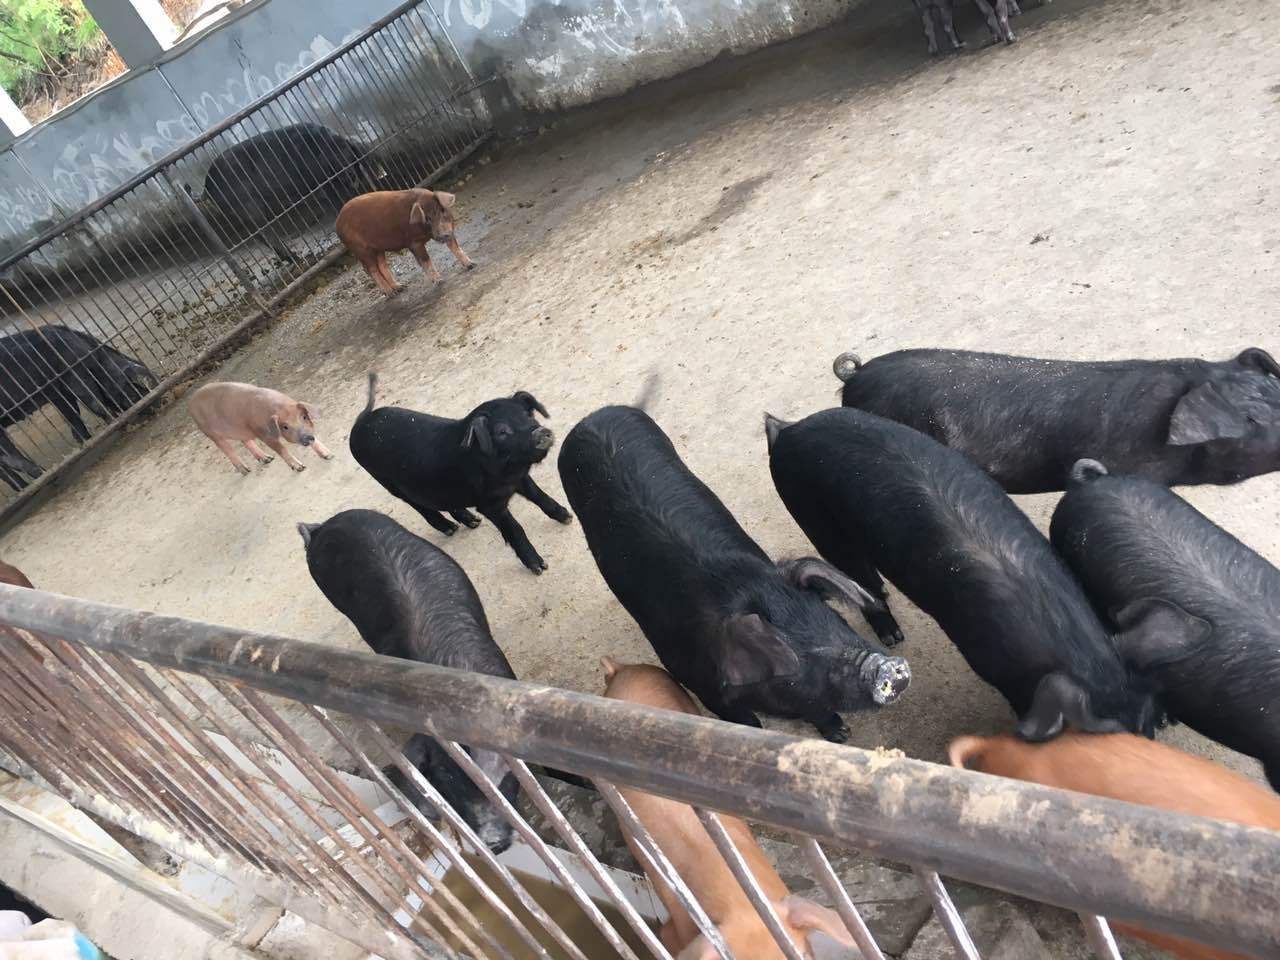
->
3, 0, 1277, 785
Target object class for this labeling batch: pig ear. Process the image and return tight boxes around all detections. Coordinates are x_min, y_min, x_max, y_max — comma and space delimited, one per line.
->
267, 414, 281, 438
1237, 347, 1280, 378
297, 401, 316, 422
512, 390, 549, 417
409, 202, 427, 225
435, 191, 457, 210
1112, 597, 1212, 672
778, 895, 857, 949
1168, 381, 1249, 444
461, 416, 494, 455
778, 557, 885, 613
718, 613, 801, 688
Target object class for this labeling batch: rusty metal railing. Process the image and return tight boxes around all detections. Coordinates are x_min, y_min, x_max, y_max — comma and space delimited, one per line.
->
0, 0, 487, 523
0, 584, 1276, 960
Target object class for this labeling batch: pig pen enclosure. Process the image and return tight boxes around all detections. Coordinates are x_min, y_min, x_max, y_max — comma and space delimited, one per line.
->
0, 0, 487, 513
3, 0, 1280, 955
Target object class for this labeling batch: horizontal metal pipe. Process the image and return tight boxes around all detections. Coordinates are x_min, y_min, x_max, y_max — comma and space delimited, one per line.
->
0, 584, 1275, 956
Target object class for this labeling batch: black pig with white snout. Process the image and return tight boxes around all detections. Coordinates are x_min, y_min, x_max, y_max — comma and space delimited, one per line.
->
834, 347, 1280, 493
298, 509, 518, 853
350, 373, 572, 573
558, 403, 909, 743
767, 408, 1159, 741
1051, 460, 1280, 790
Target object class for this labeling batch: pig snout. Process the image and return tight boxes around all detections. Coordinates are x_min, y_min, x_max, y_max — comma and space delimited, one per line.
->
861, 652, 911, 705
533, 427, 554, 452
473, 814, 514, 854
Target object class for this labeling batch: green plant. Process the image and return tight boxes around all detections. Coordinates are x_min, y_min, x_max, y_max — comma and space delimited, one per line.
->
0, 0, 103, 99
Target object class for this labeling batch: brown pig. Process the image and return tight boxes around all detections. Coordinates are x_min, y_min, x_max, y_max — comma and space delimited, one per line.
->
335, 188, 474, 296
600, 657, 857, 960
188, 381, 333, 475
949, 733, 1280, 960
0, 559, 33, 589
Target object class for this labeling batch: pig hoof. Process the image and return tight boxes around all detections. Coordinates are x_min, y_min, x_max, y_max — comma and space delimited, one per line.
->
465, 261, 477, 271
816, 714, 851, 743
257, 456, 274, 465
462, 517, 481, 529
291, 463, 306, 473
320, 452, 334, 461
236, 466, 251, 476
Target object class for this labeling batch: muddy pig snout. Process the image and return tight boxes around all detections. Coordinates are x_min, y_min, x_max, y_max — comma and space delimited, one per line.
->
298, 431, 316, 446
864, 654, 911, 705
533, 427, 554, 451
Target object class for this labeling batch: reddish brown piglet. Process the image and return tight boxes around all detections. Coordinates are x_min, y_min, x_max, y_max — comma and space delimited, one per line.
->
601, 658, 858, 960
188, 381, 333, 475
336, 188, 474, 296
949, 732, 1280, 960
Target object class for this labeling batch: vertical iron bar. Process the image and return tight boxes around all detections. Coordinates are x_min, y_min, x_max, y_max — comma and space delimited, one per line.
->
502, 755, 676, 960
305, 706, 522, 960
1080, 914, 1124, 960
596, 781, 735, 960
694, 808, 806, 960
797, 838, 887, 960
914, 869, 981, 960
435, 738, 640, 960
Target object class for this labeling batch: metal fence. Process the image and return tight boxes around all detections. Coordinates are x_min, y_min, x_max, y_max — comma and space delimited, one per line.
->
0, 0, 488, 521
0, 584, 1275, 960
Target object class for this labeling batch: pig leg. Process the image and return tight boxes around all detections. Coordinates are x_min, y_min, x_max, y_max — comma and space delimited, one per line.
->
360, 255, 399, 296
994, 0, 1016, 40
820, 548, 903, 645
409, 241, 443, 284
971, 0, 1005, 41
478, 504, 546, 573
913, 0, 941, 55
51, 394, 92, 442
938, 0, 966, 49
407, 501, 458, 536
443, 236, 475, 271
211, 437, 252, 475
375, 255, 402, 295
517, 475, 573, 524
449, 508, 482, 529
309, 439, 334, 461
813, 713, 851, 743
263, 436, 306, 472
243, 439, 274, 465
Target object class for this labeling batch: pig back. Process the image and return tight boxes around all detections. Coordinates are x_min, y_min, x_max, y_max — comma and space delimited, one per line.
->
559, 407, 773, 662
771, 408, 1130, 717
841, 349, 1205, 492
1051, 474, 1280, 755
303, 509, 512, 678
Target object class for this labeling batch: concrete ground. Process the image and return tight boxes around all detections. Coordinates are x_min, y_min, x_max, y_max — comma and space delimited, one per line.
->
3, 0, 1278, 787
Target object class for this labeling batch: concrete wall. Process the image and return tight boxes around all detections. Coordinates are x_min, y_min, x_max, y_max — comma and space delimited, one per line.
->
0, 0, 858, 259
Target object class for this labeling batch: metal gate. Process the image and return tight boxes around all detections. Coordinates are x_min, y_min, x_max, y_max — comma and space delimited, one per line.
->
0, 584, 1275, 960
0, 0, 488, 522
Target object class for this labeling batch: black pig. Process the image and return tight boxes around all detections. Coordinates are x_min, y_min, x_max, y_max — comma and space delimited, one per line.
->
298, 509, 519, 852
0, 326, 157, 444
767, 408, 1158, 740
0, 430, 42, 492
558, 403, 909, 743
1051, 460, 1280, 789
196, 122, 384, 263
834, 347, 1280, 493
349, 373, 572, 574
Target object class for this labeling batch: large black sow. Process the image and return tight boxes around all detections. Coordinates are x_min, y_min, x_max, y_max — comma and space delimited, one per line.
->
1051, 459, 1280, 789
558, 403, 909, 743
767, 407, 1158, 740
